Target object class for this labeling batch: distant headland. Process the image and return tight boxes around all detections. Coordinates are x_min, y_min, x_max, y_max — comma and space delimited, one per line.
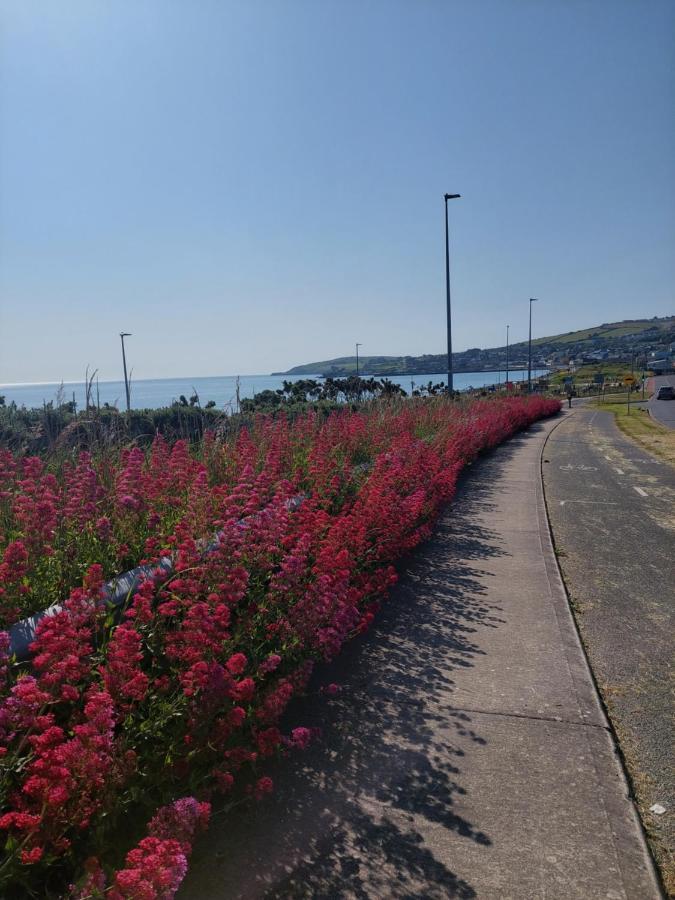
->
272, 316, 674, 378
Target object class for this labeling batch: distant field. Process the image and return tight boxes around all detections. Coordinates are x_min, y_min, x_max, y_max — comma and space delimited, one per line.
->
533, 319, 666, 346
549, 363, 640, 385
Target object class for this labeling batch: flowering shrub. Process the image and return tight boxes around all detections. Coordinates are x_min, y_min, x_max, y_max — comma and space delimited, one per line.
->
0, 395, 559, 897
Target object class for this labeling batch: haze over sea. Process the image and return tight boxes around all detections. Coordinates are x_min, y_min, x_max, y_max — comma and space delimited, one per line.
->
0, 370, 549, 411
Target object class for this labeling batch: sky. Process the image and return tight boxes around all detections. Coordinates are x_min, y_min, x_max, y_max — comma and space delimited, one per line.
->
1, 0, 673, 383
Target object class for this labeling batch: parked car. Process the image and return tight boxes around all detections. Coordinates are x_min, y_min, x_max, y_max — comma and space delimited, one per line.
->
655, 385, 674, 400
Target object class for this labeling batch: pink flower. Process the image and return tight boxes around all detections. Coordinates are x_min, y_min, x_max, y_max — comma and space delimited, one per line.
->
256, 727, 282, 756
111, 836, 188, 899
258, 653, 281, 674
102, 623, 149, 707
0, 393, 562, 890
232, 677, 255, 702
254, 776, 274, 800
225, 652, 247, 675
147, 797, 211, 852
215, 770, 235, 793
70, 856, 107, 898
228, 706, 246, 727
291, 726, 312, 750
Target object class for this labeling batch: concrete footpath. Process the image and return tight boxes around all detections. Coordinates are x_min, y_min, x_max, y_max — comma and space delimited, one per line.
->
181, 413, 661, 899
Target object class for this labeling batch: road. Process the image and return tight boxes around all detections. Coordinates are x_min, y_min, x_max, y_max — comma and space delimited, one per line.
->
648, 373, 675, 429
543, 406, 674, 891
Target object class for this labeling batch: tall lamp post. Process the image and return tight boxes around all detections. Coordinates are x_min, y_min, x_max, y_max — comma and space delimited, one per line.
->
641, 357, 646, 401
355, 342, 362, 377
444, 193, 461, 395
120, 332, 132, 412
505, 324, 510, 390
527, 299, 538, 393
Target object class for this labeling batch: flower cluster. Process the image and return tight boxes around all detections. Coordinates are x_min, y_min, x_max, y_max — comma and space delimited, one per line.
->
0, 395, 559, 896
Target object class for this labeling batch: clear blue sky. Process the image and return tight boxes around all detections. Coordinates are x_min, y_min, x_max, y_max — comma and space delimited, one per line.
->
1, 0, 673, 383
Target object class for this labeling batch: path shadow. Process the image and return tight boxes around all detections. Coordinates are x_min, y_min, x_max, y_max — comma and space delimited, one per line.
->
183, 429, 540, 899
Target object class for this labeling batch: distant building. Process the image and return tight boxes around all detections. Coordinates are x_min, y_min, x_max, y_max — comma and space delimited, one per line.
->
649, 350, 673, 374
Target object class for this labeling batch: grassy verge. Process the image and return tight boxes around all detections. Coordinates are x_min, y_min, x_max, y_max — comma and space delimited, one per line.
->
592, 399, 675, 467
549, 363, 641, 387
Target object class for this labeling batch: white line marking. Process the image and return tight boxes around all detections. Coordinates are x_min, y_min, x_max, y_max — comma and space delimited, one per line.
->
559, 500, 618, 506
604, 455, 612, 461
614, 468, 624, 475
633, 486, 648, 497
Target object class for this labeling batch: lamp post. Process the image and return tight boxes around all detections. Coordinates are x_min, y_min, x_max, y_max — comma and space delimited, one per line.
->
120, 332, 132, 412
505, 324, 510, 390
641, 358, 646, 401
355, 342, 362, 377
527, 299, 538, 393
444, 193, 461, 395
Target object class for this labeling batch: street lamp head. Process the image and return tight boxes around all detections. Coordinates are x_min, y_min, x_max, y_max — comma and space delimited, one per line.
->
529, 298, 538, 303
444, 193, 461, 200
120, 332, 132, 337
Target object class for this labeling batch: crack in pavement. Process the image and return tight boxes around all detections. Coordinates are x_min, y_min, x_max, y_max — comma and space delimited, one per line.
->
444, 705, 612, 731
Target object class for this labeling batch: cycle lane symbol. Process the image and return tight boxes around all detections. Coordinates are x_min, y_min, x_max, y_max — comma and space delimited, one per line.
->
559, 464, 598, 471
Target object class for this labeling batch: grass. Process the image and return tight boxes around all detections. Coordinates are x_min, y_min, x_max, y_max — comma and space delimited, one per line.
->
591, 399, 675, 467
532, 318, 671, 346
604, 692, 675, 896
549, 363, 642, 386
592, 390, 648, 405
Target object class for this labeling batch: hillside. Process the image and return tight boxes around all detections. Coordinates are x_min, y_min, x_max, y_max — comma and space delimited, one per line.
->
273, 316, 674, 377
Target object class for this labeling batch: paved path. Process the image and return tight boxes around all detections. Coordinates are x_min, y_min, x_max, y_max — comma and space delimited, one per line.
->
543, 406, 674, 891
181, 414, 660, 899
648, 374, 675, 429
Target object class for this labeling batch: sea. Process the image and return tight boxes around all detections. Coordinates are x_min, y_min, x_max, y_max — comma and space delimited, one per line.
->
0, 369, 549, 412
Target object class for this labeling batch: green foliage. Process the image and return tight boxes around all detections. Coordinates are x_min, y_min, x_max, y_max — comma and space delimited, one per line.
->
0, 401, 227, 455
548, 363, 646, 386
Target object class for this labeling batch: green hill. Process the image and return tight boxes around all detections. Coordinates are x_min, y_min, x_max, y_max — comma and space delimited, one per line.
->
272, 316, 674, 377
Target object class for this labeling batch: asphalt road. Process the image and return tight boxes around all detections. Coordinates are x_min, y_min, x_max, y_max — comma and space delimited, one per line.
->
543, 407, 674, 890
649, 374, 675, 429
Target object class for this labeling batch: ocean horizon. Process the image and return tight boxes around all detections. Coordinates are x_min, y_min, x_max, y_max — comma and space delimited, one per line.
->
0, 369, 548, 411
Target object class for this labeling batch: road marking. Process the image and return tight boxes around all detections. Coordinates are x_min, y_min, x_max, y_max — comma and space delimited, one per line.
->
604, 455, 612, 461
559, 464, 598, 471
614, 468, 624, 475
559, 500, 618, 506
633, 486, 648, 498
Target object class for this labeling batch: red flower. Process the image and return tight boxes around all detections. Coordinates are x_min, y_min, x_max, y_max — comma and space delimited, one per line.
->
225, 652, 247, 675
231, 677, 255, 703
20, 846, 43, 865
291, 726, 312, 750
